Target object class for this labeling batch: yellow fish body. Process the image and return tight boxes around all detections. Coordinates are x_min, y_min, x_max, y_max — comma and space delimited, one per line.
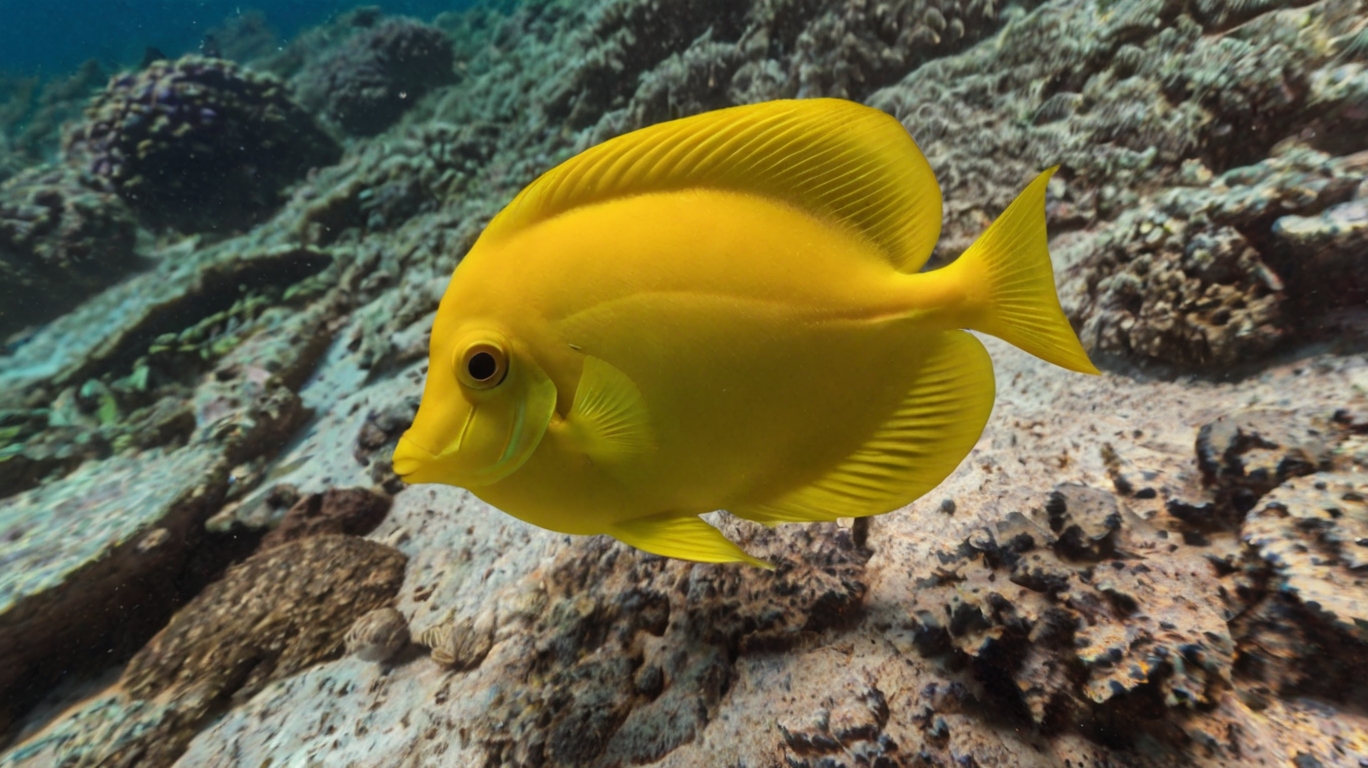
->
392, 98, 1097, 567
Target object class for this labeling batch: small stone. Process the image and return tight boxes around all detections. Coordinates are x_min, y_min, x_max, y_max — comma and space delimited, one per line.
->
136, 527, 172, 554
419, 609, 496, 671
345, 606, 411, 663
633, 663, 664, 699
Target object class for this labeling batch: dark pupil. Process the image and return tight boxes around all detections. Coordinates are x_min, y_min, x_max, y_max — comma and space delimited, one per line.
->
467, 351, 498, 381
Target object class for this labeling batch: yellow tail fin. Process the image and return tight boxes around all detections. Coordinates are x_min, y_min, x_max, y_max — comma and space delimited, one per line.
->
951, 167, 1099, 375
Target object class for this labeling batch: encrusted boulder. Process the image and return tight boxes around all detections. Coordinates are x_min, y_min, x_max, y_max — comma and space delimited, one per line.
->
0, 535, 406, 768
64, 56, 340, 232
295, 18, 456, 136
0, 166, 139, 340
1061, 149, 1364, 370
124, 534, 406, 701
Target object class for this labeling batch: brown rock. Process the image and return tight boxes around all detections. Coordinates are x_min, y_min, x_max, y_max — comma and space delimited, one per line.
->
123, 534, 406, 702
259, 487, 392, 550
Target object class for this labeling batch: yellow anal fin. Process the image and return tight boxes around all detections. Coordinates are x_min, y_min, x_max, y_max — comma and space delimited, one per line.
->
731, 330, 994, 525
609, 512, 774, 569
563, 355, 654, 464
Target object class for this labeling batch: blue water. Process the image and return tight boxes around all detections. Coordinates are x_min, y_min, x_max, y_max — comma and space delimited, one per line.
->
0, 0, 475, 75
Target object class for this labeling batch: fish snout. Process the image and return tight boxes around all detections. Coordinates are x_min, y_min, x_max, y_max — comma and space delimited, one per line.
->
392, 434, 442, 484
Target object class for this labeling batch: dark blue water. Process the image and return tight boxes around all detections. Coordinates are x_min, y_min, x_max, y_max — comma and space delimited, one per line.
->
0, 0, 474, 75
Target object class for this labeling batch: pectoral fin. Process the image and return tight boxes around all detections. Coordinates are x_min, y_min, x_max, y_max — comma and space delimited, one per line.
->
563, 355, 654, 464
610, 513, 773, 569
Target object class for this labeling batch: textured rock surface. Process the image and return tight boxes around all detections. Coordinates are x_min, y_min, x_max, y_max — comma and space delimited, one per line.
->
3, 0, 1368, 765
1, 535, 406, 768
130, 347, 1367, 768
1241, 470, 1368, 643
0, 444, 228, 734
905, 484, 1234, 733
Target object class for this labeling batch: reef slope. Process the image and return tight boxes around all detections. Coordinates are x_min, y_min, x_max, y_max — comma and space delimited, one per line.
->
2, 0, 1368, 766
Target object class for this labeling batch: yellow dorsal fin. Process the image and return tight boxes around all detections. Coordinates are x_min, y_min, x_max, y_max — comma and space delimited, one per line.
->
610, 512, 773, 569
563, 355, 654, 463
730, 330, 994, 525
483, 99, 943, 273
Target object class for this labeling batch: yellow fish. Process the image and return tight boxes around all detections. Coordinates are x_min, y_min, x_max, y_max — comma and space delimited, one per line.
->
392, 98, 1097, 568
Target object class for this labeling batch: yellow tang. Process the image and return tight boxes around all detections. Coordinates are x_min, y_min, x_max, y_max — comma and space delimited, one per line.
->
392, 98, 1098, 568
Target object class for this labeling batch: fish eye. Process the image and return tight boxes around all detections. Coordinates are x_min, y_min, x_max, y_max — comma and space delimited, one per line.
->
468, 352, 497, 381
456, 341, 508, 389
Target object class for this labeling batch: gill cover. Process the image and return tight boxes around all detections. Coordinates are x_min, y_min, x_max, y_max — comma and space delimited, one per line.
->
393, 328, 557, 488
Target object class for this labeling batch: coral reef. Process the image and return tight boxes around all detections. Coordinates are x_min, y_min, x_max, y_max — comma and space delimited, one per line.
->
864, 0, 1368, 369
5, 0, 1368, 764
0, 60, 107, 180
295, 17, 456, 136
64, 56, 339, 233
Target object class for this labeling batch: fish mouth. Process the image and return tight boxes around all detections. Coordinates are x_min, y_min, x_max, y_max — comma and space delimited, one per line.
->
392, 402, 480, 484
392, 435, 443, 483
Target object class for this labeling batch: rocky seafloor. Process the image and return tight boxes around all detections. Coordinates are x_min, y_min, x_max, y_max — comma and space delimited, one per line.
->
2, 0, 1368, 765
